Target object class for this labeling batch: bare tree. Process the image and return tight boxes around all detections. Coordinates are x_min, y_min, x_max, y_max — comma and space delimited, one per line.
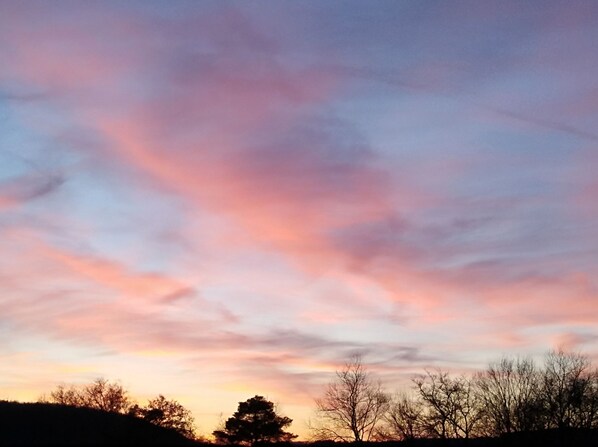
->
476, 356, 543, 435
414, 369, 482, 439
312, 356, 389, 442
579, 368, 598, 429
47, 378, 131, 413
383, 392, 424, 440
48, 384, 83, 407
541, 350, 593, 429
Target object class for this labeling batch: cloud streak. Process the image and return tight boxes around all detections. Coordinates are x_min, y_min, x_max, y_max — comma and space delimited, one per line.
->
334, 65, 598, 142
0, 173, 64, 210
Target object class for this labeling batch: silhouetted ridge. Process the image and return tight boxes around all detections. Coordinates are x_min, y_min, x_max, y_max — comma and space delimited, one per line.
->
0, 401, 201, 446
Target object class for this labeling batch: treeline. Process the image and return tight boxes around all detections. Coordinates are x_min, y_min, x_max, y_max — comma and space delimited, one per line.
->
38, 378, 197, 440
312, 350, 598, 442
30, 349, 598, 444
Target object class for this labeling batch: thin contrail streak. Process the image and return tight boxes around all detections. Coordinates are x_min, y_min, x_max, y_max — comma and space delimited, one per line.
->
333, 65, 598, 142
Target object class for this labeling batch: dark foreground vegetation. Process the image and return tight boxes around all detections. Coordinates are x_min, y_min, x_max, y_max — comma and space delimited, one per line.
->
41, 378, 197, 439
311, 430, 598, 446
0, 400, 202, 446
1, 400, 597, 446
312, 351, 598, 443
3, 350, 598, 446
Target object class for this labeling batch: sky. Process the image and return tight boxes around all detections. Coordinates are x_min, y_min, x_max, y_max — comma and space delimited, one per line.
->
0, 0, 598, 439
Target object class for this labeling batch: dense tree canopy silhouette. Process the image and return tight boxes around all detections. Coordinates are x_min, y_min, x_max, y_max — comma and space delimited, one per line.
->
312, 356, 389, 442
129, 394, 196, 439
213, 395, 296, 445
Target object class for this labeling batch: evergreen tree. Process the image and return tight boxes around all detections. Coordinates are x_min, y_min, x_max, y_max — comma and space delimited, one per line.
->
213, 396, 296, 445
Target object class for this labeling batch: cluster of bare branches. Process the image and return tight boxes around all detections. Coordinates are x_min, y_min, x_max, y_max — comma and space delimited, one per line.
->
312, 351, 598, 441
312, 357, 389, 441
413, 369, 482, 439
43, 378, 131, 413
476, 356, 543, 434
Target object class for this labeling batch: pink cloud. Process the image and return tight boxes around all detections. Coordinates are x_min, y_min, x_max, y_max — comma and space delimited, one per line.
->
39, 244, 189, 303
1, 3, 441, 324
551, 332, 598, 353
0, 230, 229, 352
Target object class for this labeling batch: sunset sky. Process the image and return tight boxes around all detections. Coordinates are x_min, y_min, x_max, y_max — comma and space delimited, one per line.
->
1, 0, 597, 439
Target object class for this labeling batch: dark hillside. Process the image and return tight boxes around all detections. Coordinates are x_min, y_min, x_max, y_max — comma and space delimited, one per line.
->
0, 400, 201, 446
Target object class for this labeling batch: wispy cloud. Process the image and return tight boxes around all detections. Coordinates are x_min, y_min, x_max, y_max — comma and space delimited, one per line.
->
0, 173, 64, 210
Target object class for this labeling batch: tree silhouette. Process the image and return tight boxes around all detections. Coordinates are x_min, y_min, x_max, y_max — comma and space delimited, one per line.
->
414, 369, 482, 439
476, 356, 542, 435
541, 350, 595, 429
213, 395, 296, 445
129, 395, 196, 439
384, 393, 424, 440
312, 356, 389, 442
47, 378, 131, 413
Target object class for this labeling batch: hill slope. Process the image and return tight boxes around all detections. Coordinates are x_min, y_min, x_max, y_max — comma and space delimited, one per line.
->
0, 401, 200, 446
